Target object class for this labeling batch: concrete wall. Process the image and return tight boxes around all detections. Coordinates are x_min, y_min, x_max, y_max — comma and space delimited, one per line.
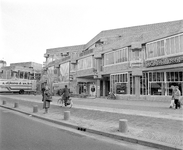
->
103, 62, 130, 74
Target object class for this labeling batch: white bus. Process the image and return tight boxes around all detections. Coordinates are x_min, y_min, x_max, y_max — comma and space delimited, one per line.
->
0, 79, 37, 94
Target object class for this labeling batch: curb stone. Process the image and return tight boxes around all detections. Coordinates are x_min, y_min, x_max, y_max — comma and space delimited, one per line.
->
0, 104, 182, 150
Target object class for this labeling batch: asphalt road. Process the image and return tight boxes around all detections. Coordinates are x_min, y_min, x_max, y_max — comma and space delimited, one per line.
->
0, 107, 157, 150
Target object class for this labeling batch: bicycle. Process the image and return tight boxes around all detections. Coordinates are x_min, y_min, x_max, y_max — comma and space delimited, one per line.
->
57, 96, 73, 108
107, 92, 116, 100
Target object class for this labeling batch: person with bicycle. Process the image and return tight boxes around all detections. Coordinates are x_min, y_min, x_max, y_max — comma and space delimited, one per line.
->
61, 85, 70, 106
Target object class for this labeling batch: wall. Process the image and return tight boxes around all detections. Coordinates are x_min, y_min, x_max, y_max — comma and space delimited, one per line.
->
103, 62, 129, 74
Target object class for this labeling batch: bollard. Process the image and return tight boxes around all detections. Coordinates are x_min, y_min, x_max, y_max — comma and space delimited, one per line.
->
2, 100, 6, 105
33, 105, 38, 113
14, 102, 19, 108
64, 111, 70, 120
119, 119, 128, 133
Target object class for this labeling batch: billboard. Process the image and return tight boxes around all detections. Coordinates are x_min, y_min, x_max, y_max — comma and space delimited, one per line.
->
59, 62, 69, 82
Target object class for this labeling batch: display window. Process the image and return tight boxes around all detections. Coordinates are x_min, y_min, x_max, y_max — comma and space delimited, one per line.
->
141, 71, 183, 96
110, 73, 128, 94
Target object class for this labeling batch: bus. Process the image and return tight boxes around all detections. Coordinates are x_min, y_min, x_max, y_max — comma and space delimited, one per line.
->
0, 79, 37, 94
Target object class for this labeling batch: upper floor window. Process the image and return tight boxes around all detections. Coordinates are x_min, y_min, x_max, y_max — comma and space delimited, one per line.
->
104, 52, 114, 66
78, 56, 93, 70
146, 33, 183, 59
104, 47, 128, 66
115, 47, 128, 64
166, 34, 183, 55
146, 40, 165, 59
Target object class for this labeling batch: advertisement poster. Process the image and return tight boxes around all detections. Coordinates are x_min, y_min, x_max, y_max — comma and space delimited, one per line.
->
59, 62, 69, 82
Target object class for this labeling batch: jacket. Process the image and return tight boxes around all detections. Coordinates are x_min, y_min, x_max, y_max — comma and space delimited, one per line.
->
173, 89, 181, 100
61, 87, 70, 99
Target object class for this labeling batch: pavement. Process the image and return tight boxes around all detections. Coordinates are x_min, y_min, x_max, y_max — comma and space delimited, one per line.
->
0, 94, 183, 150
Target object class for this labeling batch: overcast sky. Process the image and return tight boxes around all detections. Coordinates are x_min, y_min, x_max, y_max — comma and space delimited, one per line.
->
0, 0, 182, 66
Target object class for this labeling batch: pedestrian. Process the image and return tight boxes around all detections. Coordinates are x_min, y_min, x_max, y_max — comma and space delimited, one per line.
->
169, 85, 175, 108
61, 85, 70, 106
43, 85, 52, 113
41, 85, 45, 102
173, 86, 181, 109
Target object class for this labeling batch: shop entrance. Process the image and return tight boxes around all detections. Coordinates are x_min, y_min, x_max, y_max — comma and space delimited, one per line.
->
78, 82, 87, 94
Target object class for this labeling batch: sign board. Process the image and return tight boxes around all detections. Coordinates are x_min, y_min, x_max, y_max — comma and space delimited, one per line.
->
145, 55, 183, 67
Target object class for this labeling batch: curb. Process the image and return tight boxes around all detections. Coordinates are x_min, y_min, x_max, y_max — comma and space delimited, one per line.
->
0, 104, 182, 150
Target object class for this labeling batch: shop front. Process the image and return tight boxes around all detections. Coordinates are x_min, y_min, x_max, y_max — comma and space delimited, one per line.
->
110, 72, 129, 95
76, 78, 96, 96
140, 71, 183, 96
144, 55, 183, 97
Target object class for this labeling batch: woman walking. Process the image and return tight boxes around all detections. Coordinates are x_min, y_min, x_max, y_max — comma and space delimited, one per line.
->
173, 86, 181, 109
43, 85, 52, 113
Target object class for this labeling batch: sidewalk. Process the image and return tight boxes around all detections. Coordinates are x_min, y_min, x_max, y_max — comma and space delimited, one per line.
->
0, 94, 183, 150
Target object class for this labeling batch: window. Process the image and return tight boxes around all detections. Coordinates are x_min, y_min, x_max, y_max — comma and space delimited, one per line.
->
140, 72, 148, 95
166, 71, 183, 96
110, 73, 128, 94
104, 47, 128, 66
78, 56, 93, 70
146, 34, 183, 59
149, 72, 165, 95
104, 52, 114, 66
146, 39, 165, 59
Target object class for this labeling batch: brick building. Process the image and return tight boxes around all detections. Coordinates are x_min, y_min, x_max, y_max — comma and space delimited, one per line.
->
44, 20, 183, 100
0, 62, 42, 81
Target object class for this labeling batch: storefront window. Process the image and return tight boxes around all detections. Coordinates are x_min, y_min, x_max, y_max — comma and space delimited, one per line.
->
116, 83, 127, 94
140, 72, 148, 95
167, 72, 171, 81
148, 72, 165, 95
150, 82, 165, 95
110, 73, 128, 94
179, 72, 183, 81
166, 71, 183, 96
149, 72, 152, 82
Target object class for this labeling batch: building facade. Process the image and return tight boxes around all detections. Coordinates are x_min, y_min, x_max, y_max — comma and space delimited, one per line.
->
44, 20, 183, 100
0, 61, 42, 81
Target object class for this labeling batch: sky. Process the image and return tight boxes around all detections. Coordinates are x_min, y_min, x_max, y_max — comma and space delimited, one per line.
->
0, 0, 183, 66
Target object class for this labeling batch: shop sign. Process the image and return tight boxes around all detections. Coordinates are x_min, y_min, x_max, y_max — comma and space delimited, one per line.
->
145, 55, 183, 67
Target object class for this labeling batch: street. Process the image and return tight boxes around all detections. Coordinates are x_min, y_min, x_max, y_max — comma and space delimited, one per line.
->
0, 94, 183, 148
0, 107, 157, 150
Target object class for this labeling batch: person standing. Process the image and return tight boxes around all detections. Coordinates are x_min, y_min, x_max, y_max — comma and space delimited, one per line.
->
43, 85, 52, 113
173, 86, 181, 109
